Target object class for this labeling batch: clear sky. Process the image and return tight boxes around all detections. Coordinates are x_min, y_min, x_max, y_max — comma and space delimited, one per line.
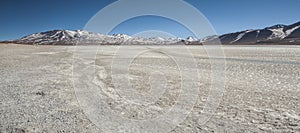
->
0, 0, 299, 40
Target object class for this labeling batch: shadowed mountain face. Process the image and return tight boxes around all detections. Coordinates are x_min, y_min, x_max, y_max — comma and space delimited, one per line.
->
3, 21, 300, 45
217, 21, 300, 44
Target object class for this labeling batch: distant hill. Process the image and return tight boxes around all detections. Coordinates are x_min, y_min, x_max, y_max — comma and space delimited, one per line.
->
215, 21, 300, 44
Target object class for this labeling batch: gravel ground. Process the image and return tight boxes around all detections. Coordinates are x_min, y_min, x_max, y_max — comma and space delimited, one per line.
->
0, 44, 299, 132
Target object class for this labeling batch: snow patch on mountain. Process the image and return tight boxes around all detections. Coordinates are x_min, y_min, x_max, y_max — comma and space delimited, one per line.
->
186, 36, 197, 42
267, 28, 285, 40
285, 26, 300, 36
231, 30, 253, 43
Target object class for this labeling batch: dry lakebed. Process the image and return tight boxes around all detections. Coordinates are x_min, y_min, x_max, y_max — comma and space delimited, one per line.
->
0, 43, 299, 132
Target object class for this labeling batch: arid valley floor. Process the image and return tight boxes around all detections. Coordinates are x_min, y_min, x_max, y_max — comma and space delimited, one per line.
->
0, 43, 299, 132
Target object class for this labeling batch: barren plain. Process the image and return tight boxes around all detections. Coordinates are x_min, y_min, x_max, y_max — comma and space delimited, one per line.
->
0, 44, 299, 132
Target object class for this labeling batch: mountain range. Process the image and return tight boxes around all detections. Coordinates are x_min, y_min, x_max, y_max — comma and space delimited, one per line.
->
216, 21, 300, 44
2, 21, 300, 45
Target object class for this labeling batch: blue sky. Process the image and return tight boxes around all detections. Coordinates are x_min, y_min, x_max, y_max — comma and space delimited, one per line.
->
0, 0, 299, 40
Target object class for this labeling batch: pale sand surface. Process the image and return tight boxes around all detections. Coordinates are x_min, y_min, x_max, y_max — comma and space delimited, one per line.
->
0, 44, 299, 132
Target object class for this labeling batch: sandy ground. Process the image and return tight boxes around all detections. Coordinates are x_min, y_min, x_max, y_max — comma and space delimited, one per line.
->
0, 43, 299, 132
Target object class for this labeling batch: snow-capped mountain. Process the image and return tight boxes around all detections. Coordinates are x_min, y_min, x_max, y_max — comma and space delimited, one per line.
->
15, 30, 102, 45
12, 30, 191, 45
218, 21, 300, 44
186, 36, 197, 42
